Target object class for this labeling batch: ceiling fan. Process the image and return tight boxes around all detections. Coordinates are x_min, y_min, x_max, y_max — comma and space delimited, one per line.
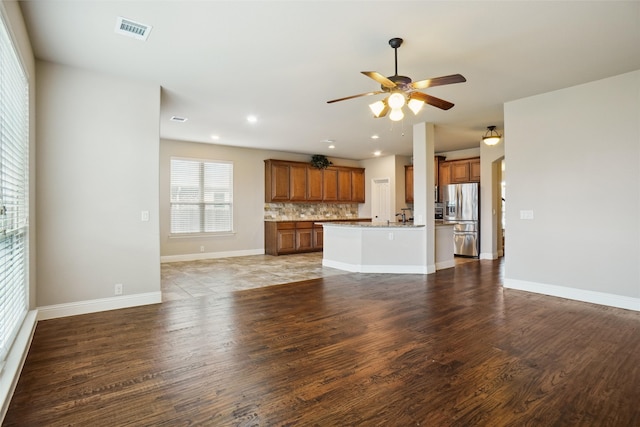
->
327, 38, 466, 120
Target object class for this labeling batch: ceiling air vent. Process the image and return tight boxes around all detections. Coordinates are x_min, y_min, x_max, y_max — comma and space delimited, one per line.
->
115, 17, 152, 41
170, 116, 188, 123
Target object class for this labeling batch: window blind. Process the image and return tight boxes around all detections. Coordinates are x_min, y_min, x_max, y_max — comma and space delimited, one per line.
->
170, 158, 233, 234
0, 14, 29, 366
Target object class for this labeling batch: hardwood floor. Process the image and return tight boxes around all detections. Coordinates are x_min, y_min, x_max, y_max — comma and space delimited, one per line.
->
5, 259, 640, 426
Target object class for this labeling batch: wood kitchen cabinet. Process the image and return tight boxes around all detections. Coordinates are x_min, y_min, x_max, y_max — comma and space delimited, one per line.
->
289, 163, 308, 201
295, 221, 314, 251
322, 168, 338, 201
405, 156, 446, 203
265, 161, 291, 201
265, 219, 370, 255
450, 160, 471, 183
265, 159, 365, 203
405, 165, 414, 203
307, 167, 323, 201
351, 169, 365, 203
447, 157, 481, 184
470, 158, 481, 182
337, 168, 352, 201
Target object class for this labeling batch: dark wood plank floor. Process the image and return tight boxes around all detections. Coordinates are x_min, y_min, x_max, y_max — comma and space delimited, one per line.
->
5, 260, 640, 426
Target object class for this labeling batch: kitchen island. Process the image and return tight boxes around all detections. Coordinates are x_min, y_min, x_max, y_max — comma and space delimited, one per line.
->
320, 221, 454, 274
321, 221, 424, 274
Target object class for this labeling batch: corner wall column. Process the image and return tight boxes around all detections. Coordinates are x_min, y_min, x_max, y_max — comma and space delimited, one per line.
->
413, 122, 436, 273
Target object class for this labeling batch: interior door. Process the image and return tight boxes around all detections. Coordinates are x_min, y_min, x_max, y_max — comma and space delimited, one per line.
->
371, 178, 391, 222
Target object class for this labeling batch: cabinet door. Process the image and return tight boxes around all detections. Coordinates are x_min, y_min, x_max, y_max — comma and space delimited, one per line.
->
323, 168, 338, 201
337, 169, 352, 201
351, 169, 365, 203
289, 164, 307, 201
470, 159, 481, 182
307, 167, 323, 201
269, 162, 290, 201
313, 226, 323, 249
450, 160, 470, 183
277, 229, 296, 253
296, 222, 314, 251
405, 165, 414, 203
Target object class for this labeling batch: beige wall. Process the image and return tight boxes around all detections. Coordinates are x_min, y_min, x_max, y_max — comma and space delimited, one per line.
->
504, 70, 640, 308
159, 139, 361, 260
36, 60, 161, 306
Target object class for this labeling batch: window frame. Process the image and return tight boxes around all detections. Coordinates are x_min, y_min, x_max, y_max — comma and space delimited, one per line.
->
169, 156, 234, 237
0, 10, 30, 367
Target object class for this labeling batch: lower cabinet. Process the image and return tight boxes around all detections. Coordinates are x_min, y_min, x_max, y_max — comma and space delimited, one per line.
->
265, 219, 368, 255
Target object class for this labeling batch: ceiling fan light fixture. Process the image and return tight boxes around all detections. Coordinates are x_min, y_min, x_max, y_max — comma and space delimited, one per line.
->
369, 100, 388, 117
482, 125, 502, 146
389, 108, 404, 122
388, 92, 406, 109
408, 98, 425, 115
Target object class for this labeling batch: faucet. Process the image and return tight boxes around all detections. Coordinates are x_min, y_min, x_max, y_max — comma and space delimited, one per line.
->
396, 212, 407, 223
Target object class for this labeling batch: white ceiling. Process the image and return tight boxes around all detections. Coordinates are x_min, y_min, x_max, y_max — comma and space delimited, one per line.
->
19, 1, 640, 160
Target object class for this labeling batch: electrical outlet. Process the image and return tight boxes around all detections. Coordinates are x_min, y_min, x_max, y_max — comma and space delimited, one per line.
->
200, 246, 205, 252
388, 232, 394, 241
114, 283, 123, 295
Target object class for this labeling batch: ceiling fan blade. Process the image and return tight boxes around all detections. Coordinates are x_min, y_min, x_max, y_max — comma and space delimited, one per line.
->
327, 91, 384, 104
410, 92, 455, 110
361, 71, 397, 89
410, 73, 466, 90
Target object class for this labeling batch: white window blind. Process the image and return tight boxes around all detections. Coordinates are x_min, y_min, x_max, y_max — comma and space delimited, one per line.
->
0, 14, 29, 365
170, 158, 233, 234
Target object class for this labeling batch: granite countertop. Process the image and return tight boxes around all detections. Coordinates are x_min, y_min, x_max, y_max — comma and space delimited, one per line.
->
264, 218, 371, 222
318, 221, 425, 228
435, 220, 457, 227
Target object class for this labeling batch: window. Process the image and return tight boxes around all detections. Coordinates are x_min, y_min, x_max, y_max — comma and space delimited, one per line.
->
170, 158, 233, 234
0, 14, 29, 366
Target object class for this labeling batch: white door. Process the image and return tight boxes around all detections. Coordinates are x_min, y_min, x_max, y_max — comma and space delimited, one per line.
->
371, 178, 391, 222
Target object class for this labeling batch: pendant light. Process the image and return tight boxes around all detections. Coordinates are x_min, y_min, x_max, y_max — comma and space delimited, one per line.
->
482, 126, 502, 146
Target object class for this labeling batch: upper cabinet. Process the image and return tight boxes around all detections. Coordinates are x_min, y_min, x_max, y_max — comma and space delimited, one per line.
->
407, 156, 480, 203
405, 165, 414, 203
265, 159, 365, 203
448, 157, 481, 183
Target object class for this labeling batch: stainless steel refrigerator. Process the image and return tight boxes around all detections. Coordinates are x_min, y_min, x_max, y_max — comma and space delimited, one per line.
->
443, 183, 479, 257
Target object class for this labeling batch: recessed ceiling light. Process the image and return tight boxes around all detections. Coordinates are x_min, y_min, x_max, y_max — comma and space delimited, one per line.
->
371, 135, 379, 139
373, 151, 381, 156
247, 115, 258, 123
170, 116, 187, 122
328, 144, 335, 149
211, 135, 220, 141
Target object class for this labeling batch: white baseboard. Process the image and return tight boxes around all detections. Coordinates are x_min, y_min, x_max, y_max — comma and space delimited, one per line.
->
504, 279, 640, 312
1, 310, 37, 423
323, 259, 430, 274
436, 259, 456, 270
161, 248, 264, 263
37, 292, 162, 321
480, 252, 498, 260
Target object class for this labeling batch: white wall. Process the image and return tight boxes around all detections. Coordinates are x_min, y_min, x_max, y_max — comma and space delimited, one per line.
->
159, 139, 361, 259
504, 70, 640, 310
36, 61, 161, 309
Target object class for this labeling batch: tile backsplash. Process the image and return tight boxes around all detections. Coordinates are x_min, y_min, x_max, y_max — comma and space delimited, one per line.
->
264, 203, 359, 220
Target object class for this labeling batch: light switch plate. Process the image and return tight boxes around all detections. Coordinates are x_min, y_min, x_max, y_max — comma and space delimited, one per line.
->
520, 210, 534, 220
141, 210, 150, 221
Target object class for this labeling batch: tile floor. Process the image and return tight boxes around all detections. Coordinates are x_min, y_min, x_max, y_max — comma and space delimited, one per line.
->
161, 252, 480, 302
161, 252, 350, 301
